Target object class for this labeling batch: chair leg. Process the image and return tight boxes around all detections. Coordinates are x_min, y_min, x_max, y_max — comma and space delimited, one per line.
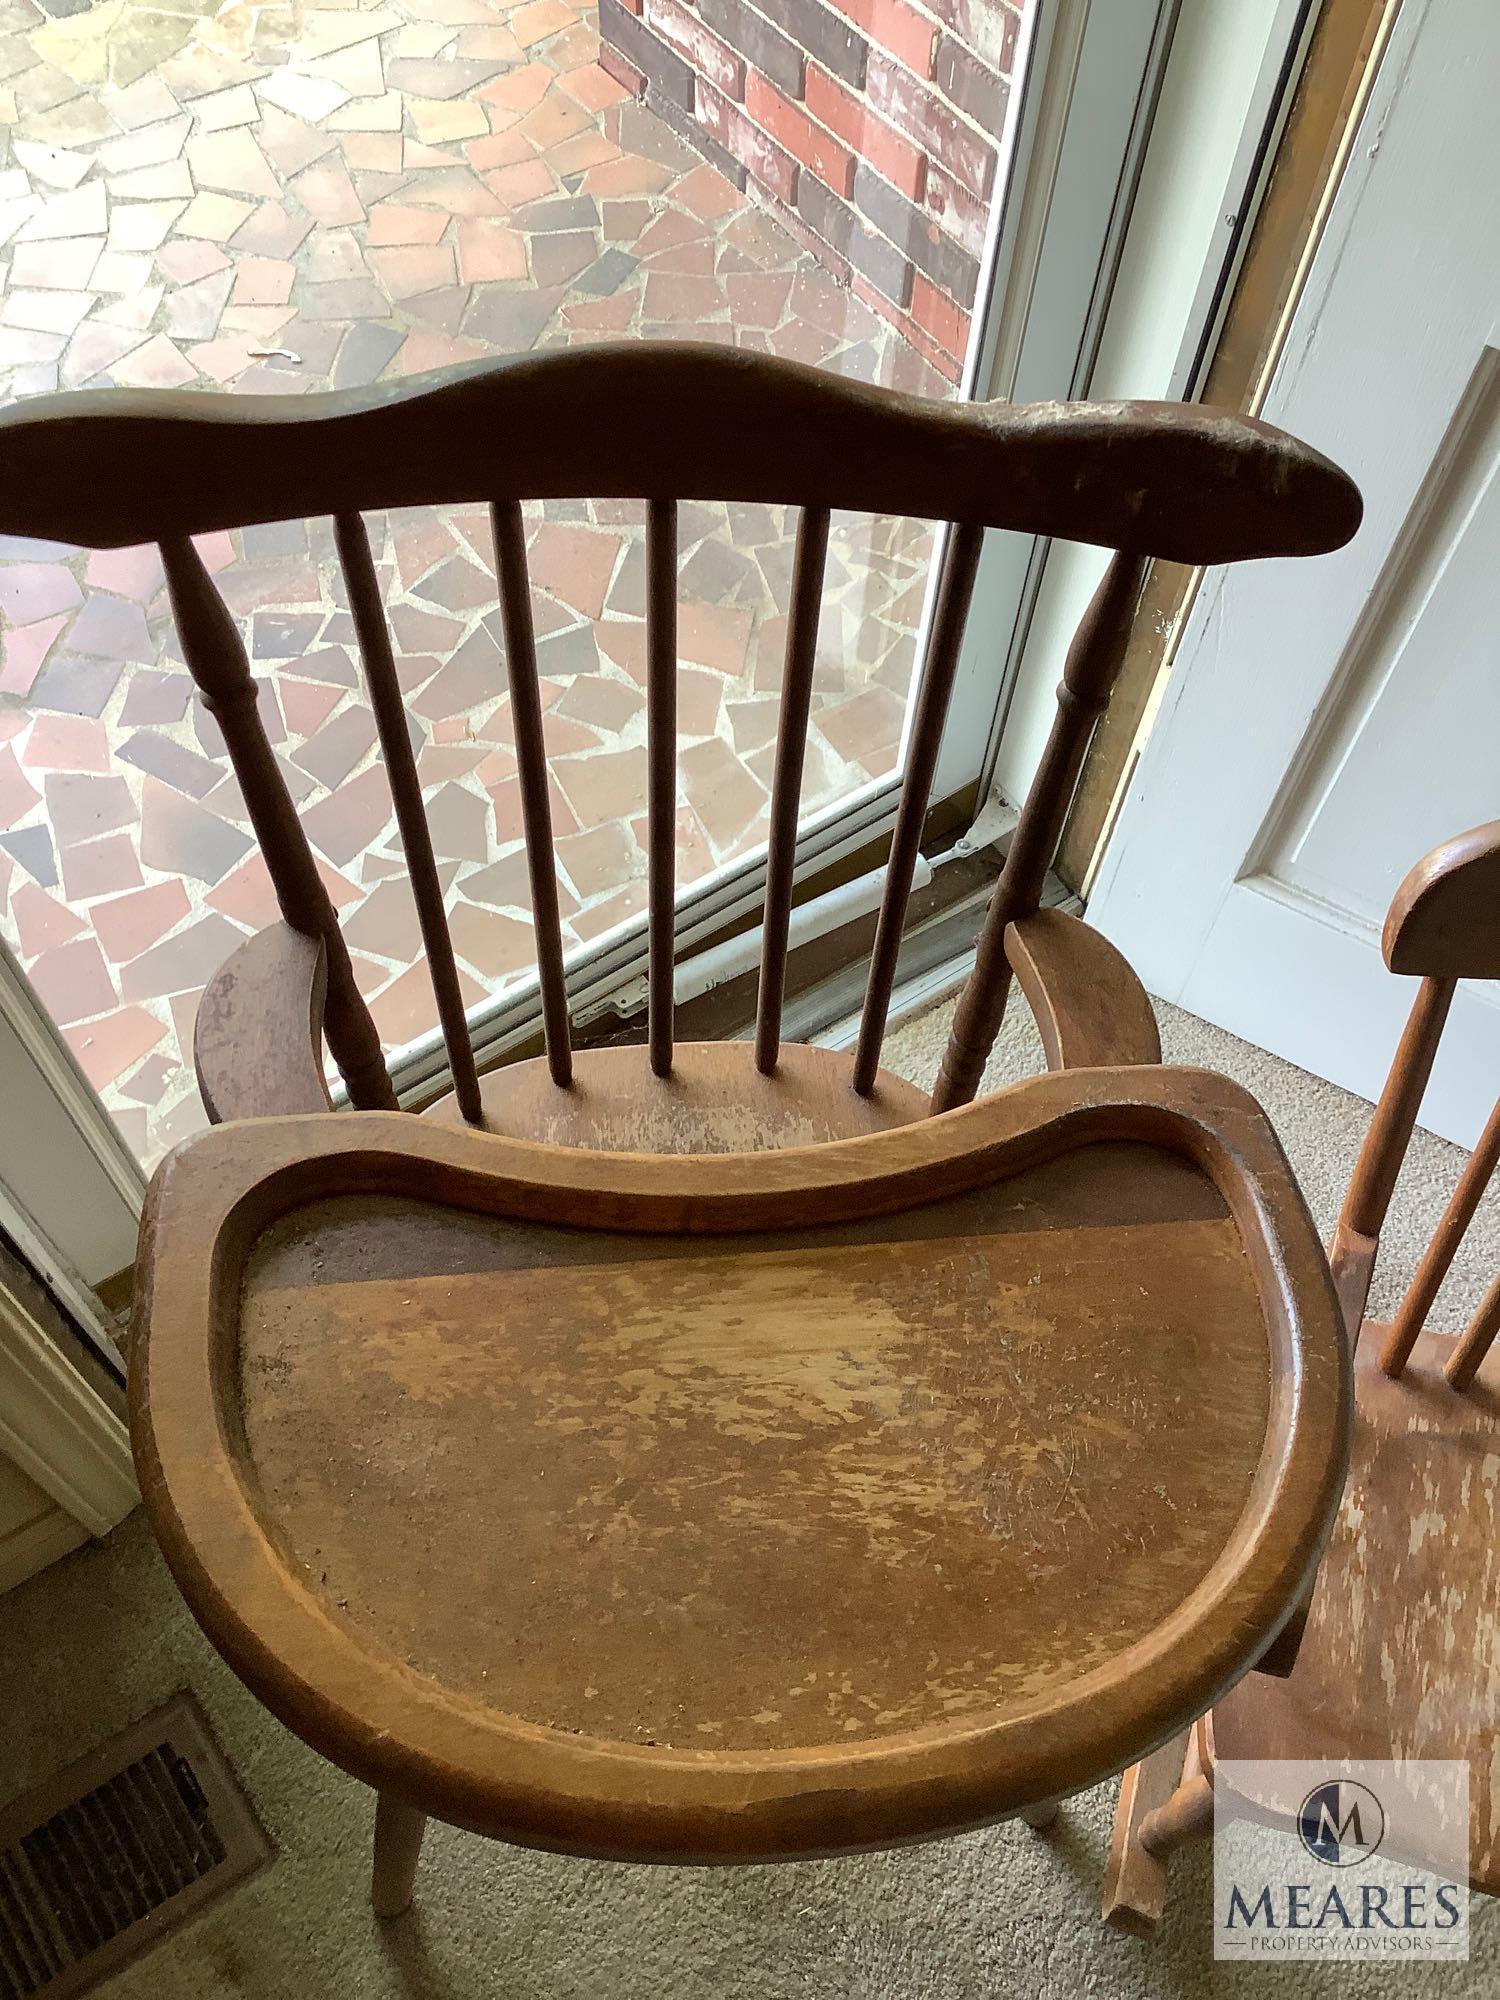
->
1018, 1799, 1059, 1830
1102, 1731, 1196, 1936
371, 1792, 427, 1919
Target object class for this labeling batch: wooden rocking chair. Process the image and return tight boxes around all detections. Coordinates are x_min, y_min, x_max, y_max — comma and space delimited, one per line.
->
1104, 821, 1500, 1934
0, 347, 1361, 1915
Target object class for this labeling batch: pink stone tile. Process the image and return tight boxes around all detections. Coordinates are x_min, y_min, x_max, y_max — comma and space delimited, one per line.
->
17, 183, 108, 243
0, 745, 41, 830
27, 936, 118, 1026
558, 61, 631, 115
68, 593, 153, 660
64, 1006, 169, 1092
370, 959, 484, 1048
91, 880, 192, 962
9, 880, 85, 955
480, 61, 553, 113
580, 154, 672, 198
175, 192, 256, 243
0, 564, 83, 626
230, 254, 295, 305
403, 166, 506, 216
454, 216, 527, 282
0, 613, 70, 697
186, 126, 282, 199
512, 0, 573, 50
678, 600, 754, 677
302, 764, 394, 865
527, 523, 621, 621
61, 833, 144, 903
447, 900, 534, 979
206, 849, 359, 931
18, 713, 111, 773
84, 544, 164, 601
289, 161, 366, 226
139, 777, 254, 884
365, 202, 448, 247
281, 679, 346, 736
368, 242, 458, 299
154, 238, 231, 285
119, 912, 247, 1001
465, 127, 536, 172
231, 201, 315, 258
8, 236, 103, 289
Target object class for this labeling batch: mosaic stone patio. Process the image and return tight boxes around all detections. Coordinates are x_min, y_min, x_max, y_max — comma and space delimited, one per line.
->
0, 0, 954, 1167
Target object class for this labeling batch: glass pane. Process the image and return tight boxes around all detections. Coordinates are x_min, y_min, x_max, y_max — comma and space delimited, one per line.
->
0, 0, 1034, 1165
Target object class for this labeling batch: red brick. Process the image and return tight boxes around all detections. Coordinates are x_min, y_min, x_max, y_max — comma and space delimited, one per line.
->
832, 0, 937, 77
850, 270, 962, 383
745, 68, 855, 198
644, 0, 745, 100
866, 48, 996, 196
909, 270, 969, 359
598, 43, 647, 95
697, 80, 799, 204
924, 157, 988, 258
804, 62, 924, 200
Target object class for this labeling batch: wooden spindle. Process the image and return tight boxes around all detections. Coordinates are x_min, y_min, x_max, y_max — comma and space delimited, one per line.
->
1445, 1270, 1500, 1390
931, 552, 1149, 1115
336, 512, 482, 1125
853, 521, 985, 1096
490, 499, 572, 1088
159, 537, 396, 1112
646, 499, 677, 1079
756, 505, 829, 1076
1379, 1091, 1500, 1376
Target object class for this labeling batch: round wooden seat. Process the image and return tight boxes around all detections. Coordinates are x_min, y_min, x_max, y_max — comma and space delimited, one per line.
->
422, 1040, 929, 1151
132, 1069, 1348, 1863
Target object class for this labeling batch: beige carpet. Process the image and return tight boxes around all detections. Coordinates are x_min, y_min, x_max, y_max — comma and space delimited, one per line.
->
2, 991, 1495, 1997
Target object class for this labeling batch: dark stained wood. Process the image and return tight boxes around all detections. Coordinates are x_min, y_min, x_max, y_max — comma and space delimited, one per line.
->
0, 348, 1363, 564
934, 555, 1149, 1114
852, 522, 984, 1094
423, 1041, 926, 1152
1005, 909, 1162, 1071
646, 498, 677, 1080
193, 924, 332, 1124
1447, 1274, 1500, 1392
756, 505, 829, 1077
491, 498, 571, 1089
337, 511, 482, 1124
160, 538, 396, 1113
1384, 819, 1500, 977
130, 1063, 1348, 1862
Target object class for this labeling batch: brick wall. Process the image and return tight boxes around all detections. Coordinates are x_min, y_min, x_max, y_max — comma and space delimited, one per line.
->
599, 0, 1027, 382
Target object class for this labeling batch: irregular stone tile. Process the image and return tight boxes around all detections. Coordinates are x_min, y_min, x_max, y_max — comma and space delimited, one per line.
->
192, 82, 259, 132
554, 672, 641, 736
280, 678, 345, 737
0, 569, 78, 635
251, 610, 324, 658
425, 780, 490, 863
462, 283, 560, 350
552, 743, 647, 826
175, 191, 255, 241
294, 704, 377, 788
403, 167, 504, 215
446, 899, 534, 979
26, 934, 117, 1026
528, 522, 621, 621
678, 599, 754, 677
29, 653, 124, 718
119, 911, 246, 1001
0, 823, 58, 888
231, 200, 314, 258
9, 879, 86, 955
415, 553, 493, 614
106, 160, 195, 203
326, 94, 405, 137
388, 56, 507, 100
65, 1003, 169, 1091
18, 711, 111, 774
571, 245, 637, 298
298, 278, 389, 319
409, 95, 489, 145
139, 776, 253, 884
162, 265, 236, 341
230, 254, 295, 307
368, 241, 457, 299
8, 234, 102, 287
118, 668, 191, 726
370, 956, 484, 1048
117, 729, 222, 799
0, 611, 70, 697
105, 200, 187, 253
530, 228, 594, 288
365, 201, 448, 248
341, 875, 425, 963
255, 68, 349, 124
16, 181, 106, 241
331, 318, 404, 387
95, 113, 192, 177
120, 1051, 177, 1105
454, 216, 527, 283
60, 830, 139, 902
301, 763, 393, 865
91, 878, 191, 962
485, 157, 554, 207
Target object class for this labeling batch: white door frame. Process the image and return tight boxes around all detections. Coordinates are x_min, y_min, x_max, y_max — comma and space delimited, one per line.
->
1088, 0, 1500, 1148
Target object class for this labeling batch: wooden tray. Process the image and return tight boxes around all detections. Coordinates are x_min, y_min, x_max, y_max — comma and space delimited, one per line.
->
131, 1066, 1349, 1862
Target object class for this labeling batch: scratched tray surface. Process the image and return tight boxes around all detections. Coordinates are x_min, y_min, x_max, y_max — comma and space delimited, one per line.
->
235, 1141, 1269, 1754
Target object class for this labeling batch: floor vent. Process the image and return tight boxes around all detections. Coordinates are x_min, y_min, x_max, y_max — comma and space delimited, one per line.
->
0, 1694, 270, 1999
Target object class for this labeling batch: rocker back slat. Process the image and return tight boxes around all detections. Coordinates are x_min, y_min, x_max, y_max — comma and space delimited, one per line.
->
853, 522, 985, 1095
490, 497, 573, 1091
336, 511, 483, 1125
645, 499, 678, 1081
0, 348, 1362, 1130
755, 506, 830, 1078
159, 537, 397, 1114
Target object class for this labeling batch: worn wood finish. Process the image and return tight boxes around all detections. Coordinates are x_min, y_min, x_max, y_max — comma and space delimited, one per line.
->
1101, 1730, 1192, 1936
338, 510, 482, 1124
1383, 1093, 1500, 1375
934, 556, 1150, 1114
491, 498, 571, 1089
1329, 974, 1455, 1342
1211, 1327, 1500, 1890
756, 506, 829, 1078
853, 523, 984, 1094
1005, 909, 1162, 1072
371, 1794, 427, 1919
159, 538, 396, 1113
424, 1040, 925, 1153
130, 1065, 1348, 1863
1383, 819, 1500, 978
193, 925, 331, 1125
646, 498, 678, 1080
0, 349, 1362, 562
1447, 1276, 1500, 1392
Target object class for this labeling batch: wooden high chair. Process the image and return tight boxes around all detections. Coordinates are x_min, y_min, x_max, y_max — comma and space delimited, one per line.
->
1104, 822, 1500, 1934
0, 347, 1360, 1918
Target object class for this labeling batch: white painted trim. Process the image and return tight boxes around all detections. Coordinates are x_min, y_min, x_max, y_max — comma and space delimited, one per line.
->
0, 1281, 137, 1537
0, 1504, 89, 1597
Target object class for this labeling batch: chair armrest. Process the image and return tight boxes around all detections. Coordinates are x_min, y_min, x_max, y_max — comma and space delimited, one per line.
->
194, 923, 334, 1123
1005, 908, 1162, 1071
